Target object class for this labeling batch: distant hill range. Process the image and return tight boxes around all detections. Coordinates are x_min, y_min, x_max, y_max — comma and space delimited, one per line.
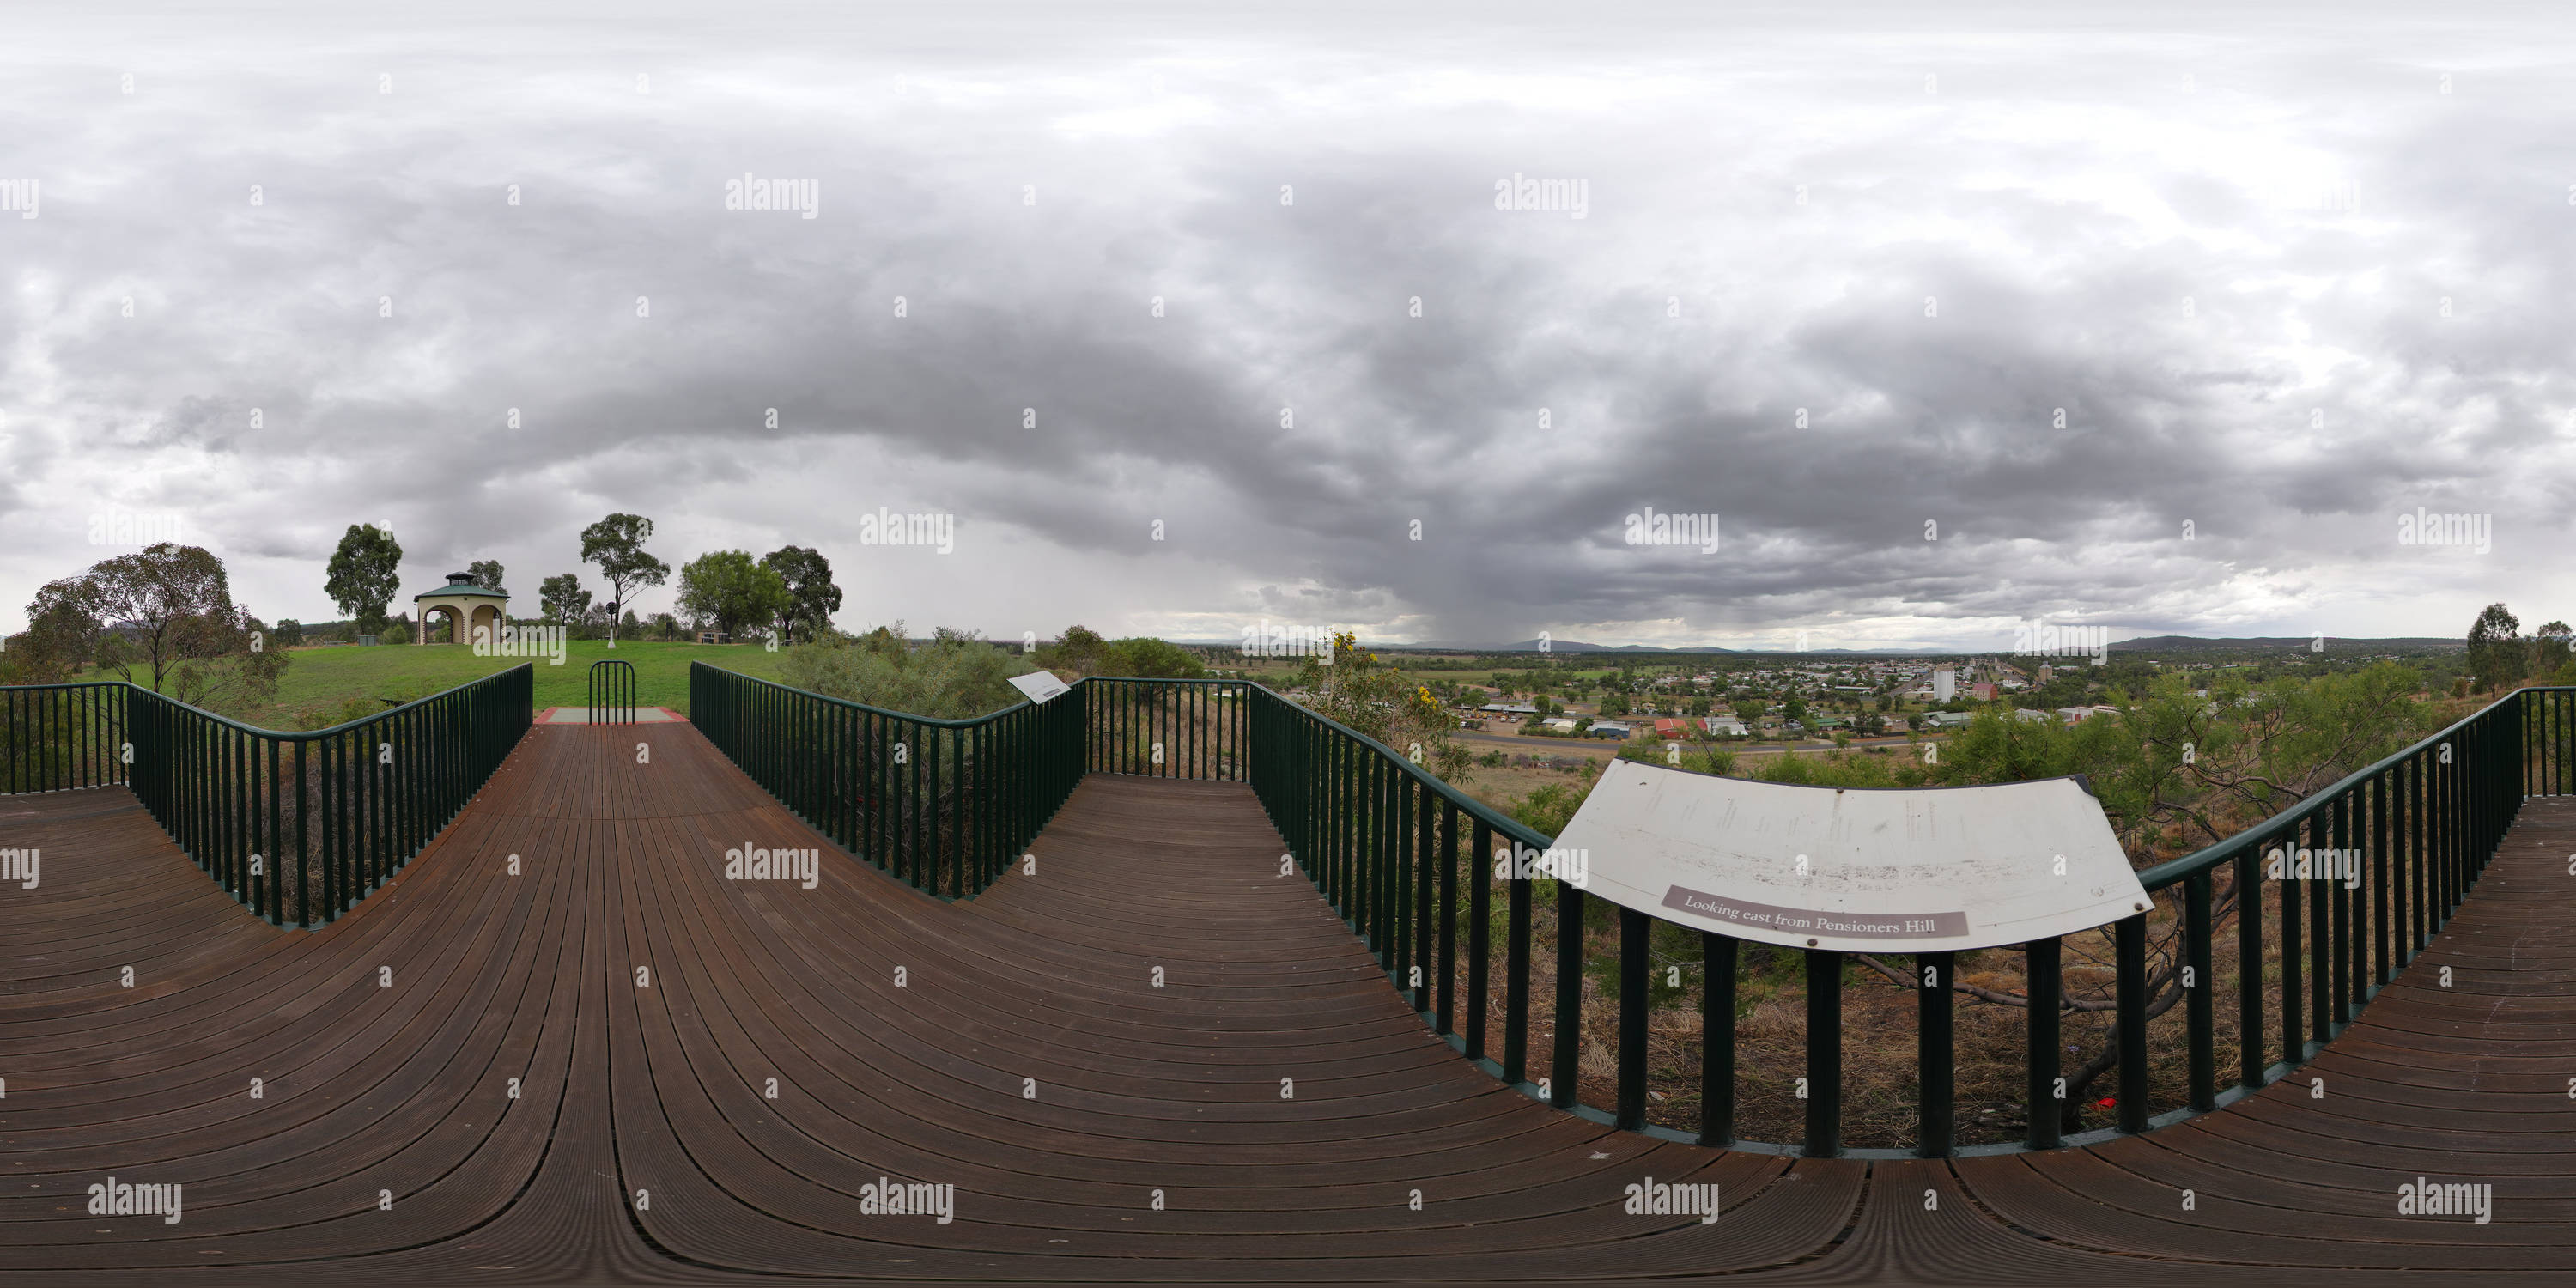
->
1360, 635, 2467, 655
1489, 639, 1727, 653
2105, 635, 2464, 653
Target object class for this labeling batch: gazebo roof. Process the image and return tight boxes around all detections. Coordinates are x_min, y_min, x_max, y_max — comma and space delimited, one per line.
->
414, 572, 510, 601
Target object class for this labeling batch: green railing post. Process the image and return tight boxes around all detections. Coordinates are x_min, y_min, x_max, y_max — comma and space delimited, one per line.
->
2116, 912, 2148, 1133
1804, 949, 1843, 1157
1917, 949, 1954, 1157
1467, 819, 1492, 1060
1437, 799, 1457, 1034
1700, 931, 1736, 1148
2281, 839, 2303, 1064
1552, 878, 1583, 1108
1504, 841, 1532, 1084
2026, 936, 2062, 1150
1616, 904, 1647, 1128
2234, 850, 2263, 1091
2184, 871, 2214, 1112
293, 738, 308, 929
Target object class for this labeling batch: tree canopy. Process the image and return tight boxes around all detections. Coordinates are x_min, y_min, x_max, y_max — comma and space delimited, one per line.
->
2467, 602, 2524, 693
538, 573, 592, 623
1034, 625, 1206, 679
761, 545, 844, 644
580, 513, 669, 645
675, 550, 790, 637
24, 543, 286, 707
2538, 620, 2574, 682
324, 524, 403, 633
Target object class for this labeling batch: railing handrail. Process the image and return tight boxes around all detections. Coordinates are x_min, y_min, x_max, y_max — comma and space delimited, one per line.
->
691, 666, 1245, 726
696, 665, 1555, 853
45, 663, 2544, 917
690, 659, 1097, 902
1237, 680, 1556, 853
0, 666, 535, 741
696, 661, 1036, 729
1224, 676, 2563, 921
6, 662, 537, 928
2136, 683, 2567, 890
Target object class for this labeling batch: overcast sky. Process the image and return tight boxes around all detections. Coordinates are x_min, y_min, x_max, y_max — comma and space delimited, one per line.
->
3, 2, 2571, 652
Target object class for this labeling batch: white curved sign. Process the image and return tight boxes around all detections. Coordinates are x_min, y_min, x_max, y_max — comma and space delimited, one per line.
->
1546, 765, 2149, 953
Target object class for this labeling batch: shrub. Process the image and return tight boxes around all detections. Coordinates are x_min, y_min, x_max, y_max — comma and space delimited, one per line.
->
1510, 781, 1587, 835
1036, 626, 1206, 679
775, 623, 1032, 720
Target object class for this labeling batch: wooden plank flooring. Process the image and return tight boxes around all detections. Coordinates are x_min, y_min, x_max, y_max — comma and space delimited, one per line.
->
2, 725, 2573, 1284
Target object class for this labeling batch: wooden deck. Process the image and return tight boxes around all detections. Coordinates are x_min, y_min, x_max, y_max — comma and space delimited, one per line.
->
3, 721, 2573, 1284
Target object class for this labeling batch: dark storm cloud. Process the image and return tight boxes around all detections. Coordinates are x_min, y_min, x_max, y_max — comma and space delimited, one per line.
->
2, 2, 2570, 647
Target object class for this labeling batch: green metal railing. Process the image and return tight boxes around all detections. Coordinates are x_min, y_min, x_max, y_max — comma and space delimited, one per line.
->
0, 666, 533, 927
544, 662, 2576, 1156
589, 659, 637, 724
1243, 683, 1566, 1119
1079, 677, 1249, 779
1242, 682, 2569, 1158
2103, 684, 2557, 1145
2, 682, 131, 793
690, 662, 1088, 900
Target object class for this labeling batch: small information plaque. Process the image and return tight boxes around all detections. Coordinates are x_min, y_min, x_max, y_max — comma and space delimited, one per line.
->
1007, 671, 1072, 704
1547, 765, 2149, 954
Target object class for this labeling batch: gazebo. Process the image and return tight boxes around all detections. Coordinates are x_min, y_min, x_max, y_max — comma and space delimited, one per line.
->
412, 572, 509, 646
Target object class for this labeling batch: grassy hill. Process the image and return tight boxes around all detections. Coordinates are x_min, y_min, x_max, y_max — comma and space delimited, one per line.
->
214, 639, 797, 729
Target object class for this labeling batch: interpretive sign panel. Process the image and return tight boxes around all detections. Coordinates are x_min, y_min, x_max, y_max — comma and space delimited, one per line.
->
1547, 764, 2149, 953
1008, 671, 1072, 704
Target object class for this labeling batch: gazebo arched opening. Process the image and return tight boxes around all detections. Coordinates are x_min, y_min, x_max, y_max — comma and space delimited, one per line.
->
411, 573, 511, 647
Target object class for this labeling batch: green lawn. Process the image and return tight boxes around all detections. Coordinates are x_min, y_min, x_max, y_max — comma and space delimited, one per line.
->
217, 640, 798, 729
